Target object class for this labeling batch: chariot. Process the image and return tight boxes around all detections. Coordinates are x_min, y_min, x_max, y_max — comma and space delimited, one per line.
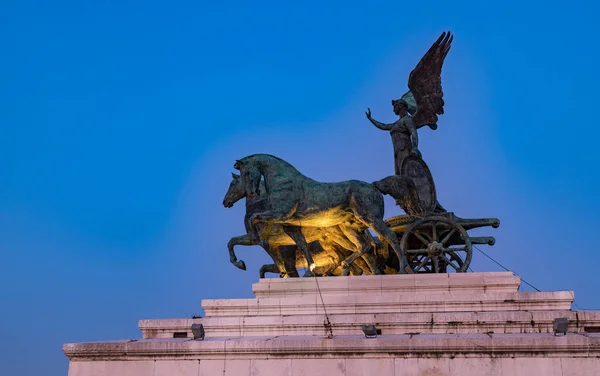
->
224, 31, 500, 278
379, 155, 500, 274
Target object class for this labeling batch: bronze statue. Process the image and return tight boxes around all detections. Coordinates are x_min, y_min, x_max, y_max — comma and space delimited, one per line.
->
366, 31, 452, 176
222, 31, 501, 277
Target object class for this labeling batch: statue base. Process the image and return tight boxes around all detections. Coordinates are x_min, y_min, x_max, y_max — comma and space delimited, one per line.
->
63, 272, 600, 375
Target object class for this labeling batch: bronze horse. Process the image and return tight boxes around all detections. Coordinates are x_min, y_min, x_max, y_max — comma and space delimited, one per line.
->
234, 154, 420, 275
222, 173, 376, 277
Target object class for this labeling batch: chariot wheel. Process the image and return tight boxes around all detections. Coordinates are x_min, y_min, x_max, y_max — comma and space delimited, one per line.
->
400, 216, 472, 273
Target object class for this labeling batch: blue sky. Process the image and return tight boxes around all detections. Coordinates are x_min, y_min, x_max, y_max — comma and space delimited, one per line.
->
1, 0, 599, 375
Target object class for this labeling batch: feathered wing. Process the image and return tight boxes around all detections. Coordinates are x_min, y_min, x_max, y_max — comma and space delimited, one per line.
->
407, 31, 453, 128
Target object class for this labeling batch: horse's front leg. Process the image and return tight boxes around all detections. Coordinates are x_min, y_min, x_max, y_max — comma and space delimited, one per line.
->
227, 234, 257, 270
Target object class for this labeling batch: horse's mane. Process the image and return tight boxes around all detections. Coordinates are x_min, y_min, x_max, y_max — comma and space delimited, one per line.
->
257, 179, 266, 194
240, 154, 301, 173
240, 153, 288, 164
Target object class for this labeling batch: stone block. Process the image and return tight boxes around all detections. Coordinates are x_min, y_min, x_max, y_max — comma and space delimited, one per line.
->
345, 358, 394, 376
449, 357, 502, 376
394, 358, 419, 376
250, 359, 292, 376
104, 360, 154, 376
290, 359, 346, 376
154, 360, 199, 376
224, 359, 251, 375
396, 358, 451, 376
348, 275, 381, 294
560, 357, 599, 376
199, 360, 226, 376
68, 361, 106, 376
501, 357, 562, 376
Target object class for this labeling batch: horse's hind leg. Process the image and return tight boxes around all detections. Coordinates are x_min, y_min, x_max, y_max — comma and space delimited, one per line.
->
279, 245, 300, 278
348, 262, 364, 276
338, 224, 381, 275
361, 231, 383, 274
259, 264, 282, 278
321, 257, 338, 276
362, 217, 409, 274
259, 240, 288, 278
282, 226, 315, 277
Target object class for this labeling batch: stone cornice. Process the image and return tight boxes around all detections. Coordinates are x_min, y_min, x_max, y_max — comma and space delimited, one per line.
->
137, 310, 600, 339
63, 333, 600, 361
201, 291, 574, 317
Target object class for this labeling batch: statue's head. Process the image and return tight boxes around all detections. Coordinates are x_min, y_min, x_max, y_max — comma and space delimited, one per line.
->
392, 99, 408, 116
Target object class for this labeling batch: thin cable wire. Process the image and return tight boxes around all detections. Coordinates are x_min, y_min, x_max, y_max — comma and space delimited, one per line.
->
472, 244, 541, 292
472, 245, 600, 310
452, 251, 473, 272
298, 217, 333, 338
314, 275, 334, 338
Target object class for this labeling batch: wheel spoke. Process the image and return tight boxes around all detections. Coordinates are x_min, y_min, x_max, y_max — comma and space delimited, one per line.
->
447, 251, 465, 264
405, 248, 428, 255
403, 217, 472, 274
440, 228, 456, 246
414, 256, 430, 272
444, 256, 461, 271
413, 231, 430, 246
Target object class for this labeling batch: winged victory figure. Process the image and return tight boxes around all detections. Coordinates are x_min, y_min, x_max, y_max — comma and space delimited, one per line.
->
366, 31, 453, 214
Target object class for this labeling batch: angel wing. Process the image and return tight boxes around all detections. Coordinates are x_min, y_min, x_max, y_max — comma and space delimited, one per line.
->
406, 31, 453, 128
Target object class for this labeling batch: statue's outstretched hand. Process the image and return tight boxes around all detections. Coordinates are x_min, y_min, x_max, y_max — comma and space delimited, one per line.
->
365, 108, 372, 120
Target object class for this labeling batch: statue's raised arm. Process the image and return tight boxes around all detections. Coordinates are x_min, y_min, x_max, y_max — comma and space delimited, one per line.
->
365, 108, 395, 131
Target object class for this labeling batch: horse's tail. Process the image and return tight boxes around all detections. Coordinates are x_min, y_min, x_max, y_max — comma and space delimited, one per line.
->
372, 175, 424, 216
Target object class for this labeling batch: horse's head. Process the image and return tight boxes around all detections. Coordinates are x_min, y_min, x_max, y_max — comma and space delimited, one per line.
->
234, 158, 261, 199
223, 173, 246, 208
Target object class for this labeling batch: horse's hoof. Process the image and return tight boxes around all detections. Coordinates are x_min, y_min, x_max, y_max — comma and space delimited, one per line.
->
234, 260, 247, 271
401, 264, 413, 274
341, 266, 350, 276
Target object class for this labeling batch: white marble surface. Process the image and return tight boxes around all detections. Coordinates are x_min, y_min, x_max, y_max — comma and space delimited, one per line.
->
252, 272, 521, 298
64, 272, 600, 376
67, 355, 600, 376
138, 308, 600, 339
202, 290, 574, 317
197, 272, 573, 318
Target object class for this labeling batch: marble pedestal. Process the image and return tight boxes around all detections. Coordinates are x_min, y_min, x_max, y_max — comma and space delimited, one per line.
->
63, 272, 600, 375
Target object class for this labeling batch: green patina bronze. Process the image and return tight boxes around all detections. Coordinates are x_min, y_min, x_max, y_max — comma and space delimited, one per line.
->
222, 32, 501, 277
